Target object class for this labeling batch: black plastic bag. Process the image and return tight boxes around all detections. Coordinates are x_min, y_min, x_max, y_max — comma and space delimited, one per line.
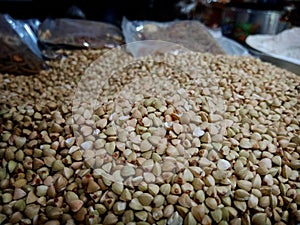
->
38, 18, 124, 49
0, 14, 44, 75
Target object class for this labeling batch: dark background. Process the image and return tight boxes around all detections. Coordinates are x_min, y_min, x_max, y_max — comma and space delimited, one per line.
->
0, 0, 180, 26
0, 0, 299, 26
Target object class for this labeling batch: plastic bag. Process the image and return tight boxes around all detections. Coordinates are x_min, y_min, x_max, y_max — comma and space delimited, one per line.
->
121, 17, 225, 58
0, 14, 44, 75
38, 18, 124, 49
21, 18, 41, 35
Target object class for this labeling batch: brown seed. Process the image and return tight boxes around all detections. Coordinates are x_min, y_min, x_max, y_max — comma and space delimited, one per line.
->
112, 182, 124, 195
217, 159, 231, 170
230, 218, 242, 225
9, 211, 22, 224
202, 215, 213, 225
191, 204, 205, 222
171, 183, 182, 195
44, 220, 60, 225
135, 211, 148, 222
216, 186, 229, 196
259, 196, 270, 208
221, 196, 232, 206
54, 175, 68, 192
200, 132, 211, 143
252, 213, 271, 225
120, 188, 132, 202
282, 165, 292, 178
24, 204, 40, 219
13, 178, 27, 188
205, 197, 218, 210
239, 138, 252, 149
15, 136, 26, 148
148, 135, 161, 147
195, 190, 205, 203
176, 205, 189, 218
69, 199, 84, 212
52, 160, 64, 171
210, 208, 222, 223
121, 165, 136, 177
178, 193, 192, 208
36, 185, 48, 197
234, 189, 250, 201
86, 180, 100, 193
204, 175, 215, 186
138, 193, 154, 206
129, 198, 143, 210
26, 191, 38, 204
233, 200, 247, 212
46, 206, 63, 219
13, 188, 26, 200
103, 213, 118, 225
248, 194, 259, 208
2, 193, 12, 203
65, 137, 76, 148
140, 139, 152, 152
80, 125, 93, 136
166, 145, 179, 157
63, 167, 74, 180
252, 174, 262, 189
113, 201, 126, 215
74, 207, 87, 222
143, 172, 155, 183
237, 180, 252, 192
160, 183, 171, 196
183, 212, 197, 225
152, 195, 165, 208
163, 204, 174, 218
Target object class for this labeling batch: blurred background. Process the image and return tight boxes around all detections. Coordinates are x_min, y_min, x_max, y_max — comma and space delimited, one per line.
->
0, 0, 299, 74
0, 0, 299, 47
0, 0, 299, 27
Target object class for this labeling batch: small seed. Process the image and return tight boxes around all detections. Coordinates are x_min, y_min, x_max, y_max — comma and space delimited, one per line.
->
159, 183, 171, 196
153, 195, 165, 208
121, 165, 136, 177
138, 193, 153, 206
129, 198, 143, 210
13, 178, 27, 188
237, 180, 252, 192
217, 159, 231, 170
178, 193, 192, 208
252, 213, 271, 225
205, 197, 218, 210
103, 213, 118, 225
259, 196, 270, 208
2, 193, 13, 203
233, 200, 247, 212
234, 189, 250, 200
10, 211, 22, 223
46, 206, 63, 219
15, 136, 26, 148
184, 212, 197, 225
86, 180, 100, 193
36, 185, 48, 197
69, 200, 84, 212
248, 194, 258, 208
148, 184, 159, 196
13, 188, 26, 200
210, 208, 222, 223
239, 138, 252, 149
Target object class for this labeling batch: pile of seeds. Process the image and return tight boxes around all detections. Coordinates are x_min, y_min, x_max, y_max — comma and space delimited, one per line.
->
0, 48, 299, 225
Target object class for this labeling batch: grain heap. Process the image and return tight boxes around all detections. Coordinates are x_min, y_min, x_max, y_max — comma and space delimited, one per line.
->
0, 48, 299, 225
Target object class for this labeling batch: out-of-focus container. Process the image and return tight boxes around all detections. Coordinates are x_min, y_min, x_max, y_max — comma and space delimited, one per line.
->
221, 7, 288, 43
